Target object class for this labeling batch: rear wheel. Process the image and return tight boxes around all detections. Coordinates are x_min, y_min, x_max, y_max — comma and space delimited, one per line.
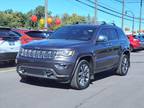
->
116, 54, 129, 76
70, 60, 91, 90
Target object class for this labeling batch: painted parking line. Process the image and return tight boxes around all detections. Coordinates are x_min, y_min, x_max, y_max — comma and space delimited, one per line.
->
0, 68, 16, 73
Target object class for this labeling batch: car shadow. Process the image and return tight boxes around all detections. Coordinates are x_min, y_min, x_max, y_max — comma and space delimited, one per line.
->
0, 62, 16, 68
132, 49, 144, 53
20, 78, 71, 90
92, 70, 116, 83
20, 70, 116, 90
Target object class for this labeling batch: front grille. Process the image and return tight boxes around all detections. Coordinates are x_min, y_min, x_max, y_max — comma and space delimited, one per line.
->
20, 48, 55, 59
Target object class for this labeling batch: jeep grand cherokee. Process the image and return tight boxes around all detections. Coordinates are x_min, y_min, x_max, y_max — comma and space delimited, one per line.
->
17, 23, 130, 90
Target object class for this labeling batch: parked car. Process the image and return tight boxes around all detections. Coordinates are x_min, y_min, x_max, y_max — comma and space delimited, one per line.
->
17, 23, 130, 90
133, 35, 144, 49
0, 28, 21, 63
13, 29, 29, 36
20, 31, 53, 45
127, 34, 141, 51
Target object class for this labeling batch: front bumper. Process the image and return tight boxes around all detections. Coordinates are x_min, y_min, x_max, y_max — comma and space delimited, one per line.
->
17, 58, 75, 82
0, 52, 17, 61
140, 42, 144, 48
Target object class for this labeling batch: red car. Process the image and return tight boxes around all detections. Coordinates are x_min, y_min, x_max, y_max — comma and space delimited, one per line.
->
20, 31, 53, 45
127, 34, 141, 51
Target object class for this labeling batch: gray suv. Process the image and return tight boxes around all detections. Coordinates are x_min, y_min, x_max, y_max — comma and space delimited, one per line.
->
17, 23, 130, 90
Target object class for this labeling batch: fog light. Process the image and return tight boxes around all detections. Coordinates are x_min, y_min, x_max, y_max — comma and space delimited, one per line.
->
54, 63, 68, 70
18, 66, 25, 74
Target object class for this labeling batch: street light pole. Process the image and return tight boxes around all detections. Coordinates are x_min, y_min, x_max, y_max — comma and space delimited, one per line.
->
121, 0, 125, 30
45, 0, 48, 30
139, 0, 142, 33
94, 0, 97, 24
125, 10, 135, 35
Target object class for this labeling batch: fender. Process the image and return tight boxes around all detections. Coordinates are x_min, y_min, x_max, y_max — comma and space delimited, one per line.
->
70, 53, 95, 81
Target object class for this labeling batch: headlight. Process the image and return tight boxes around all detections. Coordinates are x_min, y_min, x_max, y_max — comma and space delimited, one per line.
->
55, 50, 75, 58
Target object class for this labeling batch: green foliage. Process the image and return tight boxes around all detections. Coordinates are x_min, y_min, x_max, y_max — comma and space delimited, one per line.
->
61, 13, 86, 24
0, 6, 88, 30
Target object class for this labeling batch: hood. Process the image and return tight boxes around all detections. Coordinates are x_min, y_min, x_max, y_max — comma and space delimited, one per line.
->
23, 39, 89, 49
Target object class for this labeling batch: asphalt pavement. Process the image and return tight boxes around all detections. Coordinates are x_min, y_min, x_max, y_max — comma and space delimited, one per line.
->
0, 50, 144, 108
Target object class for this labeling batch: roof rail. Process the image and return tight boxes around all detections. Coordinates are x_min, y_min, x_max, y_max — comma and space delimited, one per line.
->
111, 23, 116, 26
72, 21, 116, 26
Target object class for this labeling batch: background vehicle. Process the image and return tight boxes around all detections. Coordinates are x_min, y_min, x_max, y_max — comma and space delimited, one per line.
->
0, 28, 21, 63
127, 34, 141, 51
13, 29, 29, 36
20, 31, 53, 45
133, 35, 144, 49
17, 23, 130, 90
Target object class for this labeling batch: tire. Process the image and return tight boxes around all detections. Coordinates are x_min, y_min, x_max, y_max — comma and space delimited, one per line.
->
70, 60, 91, 90
116, 54, 129, 76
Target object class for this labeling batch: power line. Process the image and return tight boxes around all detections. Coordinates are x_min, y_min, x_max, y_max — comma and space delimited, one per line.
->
86, 0, 143, 21
74, 0, 144, 23
75, 0, 131, 21
112, 0, 122, 3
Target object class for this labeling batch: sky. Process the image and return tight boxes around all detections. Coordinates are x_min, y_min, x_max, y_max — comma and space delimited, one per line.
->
0, 0, 143, 32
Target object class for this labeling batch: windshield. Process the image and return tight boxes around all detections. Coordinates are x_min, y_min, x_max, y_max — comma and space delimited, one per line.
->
0, 30, 20, 37
26, 31, 50, 38
49, 26, 96, 41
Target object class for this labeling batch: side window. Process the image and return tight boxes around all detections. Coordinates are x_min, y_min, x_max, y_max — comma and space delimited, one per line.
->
108, 28, 119, 40
98, 28, 109, 39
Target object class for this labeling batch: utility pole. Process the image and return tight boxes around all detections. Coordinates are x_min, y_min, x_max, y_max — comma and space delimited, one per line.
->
121, 0, 125, 30
139, 0, 142, 33
125, 10, 135, 35
45, 0, 48, 30
94, 0, 97, 23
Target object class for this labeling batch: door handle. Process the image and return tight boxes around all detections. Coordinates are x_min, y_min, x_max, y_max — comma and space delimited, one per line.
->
107, 42, 112, 46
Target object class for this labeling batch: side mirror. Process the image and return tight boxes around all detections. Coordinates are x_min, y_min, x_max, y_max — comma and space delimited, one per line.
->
97, 35, 108, 42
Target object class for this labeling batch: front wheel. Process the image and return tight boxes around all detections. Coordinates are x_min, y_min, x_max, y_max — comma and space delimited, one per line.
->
116, 54, 130, 76
70, 60, 91, 90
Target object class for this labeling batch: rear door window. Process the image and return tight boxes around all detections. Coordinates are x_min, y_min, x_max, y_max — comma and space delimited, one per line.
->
98, 28, 109, 41
108, 28, 119, 40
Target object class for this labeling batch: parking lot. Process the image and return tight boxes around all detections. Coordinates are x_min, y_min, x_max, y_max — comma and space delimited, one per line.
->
0, 50, 143, 108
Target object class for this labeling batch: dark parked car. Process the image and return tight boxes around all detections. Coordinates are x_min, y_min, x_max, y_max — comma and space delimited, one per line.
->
17, 23, 130, 90
20, 31, 53, 45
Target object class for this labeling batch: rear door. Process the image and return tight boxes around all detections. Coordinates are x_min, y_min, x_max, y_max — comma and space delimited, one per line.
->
107, 28, 121, 67
94, 28, 113, 72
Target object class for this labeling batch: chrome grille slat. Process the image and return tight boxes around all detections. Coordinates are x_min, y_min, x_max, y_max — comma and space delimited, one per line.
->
20, 48, 55, 59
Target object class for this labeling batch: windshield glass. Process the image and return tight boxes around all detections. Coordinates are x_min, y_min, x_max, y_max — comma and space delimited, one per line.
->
26, 31, 51, 38
49, 26, 96, 41
0, 30, 19, 37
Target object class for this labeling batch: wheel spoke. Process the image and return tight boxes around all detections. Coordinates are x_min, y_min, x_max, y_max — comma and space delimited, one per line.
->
78, 63, 90, 87
121, 57, 129, 74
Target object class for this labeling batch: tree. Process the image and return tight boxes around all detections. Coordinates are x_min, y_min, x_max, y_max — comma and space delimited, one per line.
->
0, 6, 88, 30
61, 13, 86, 25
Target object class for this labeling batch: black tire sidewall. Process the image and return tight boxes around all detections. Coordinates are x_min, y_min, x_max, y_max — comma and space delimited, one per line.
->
72, 60, 91, 90
117, 54, 129, 76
